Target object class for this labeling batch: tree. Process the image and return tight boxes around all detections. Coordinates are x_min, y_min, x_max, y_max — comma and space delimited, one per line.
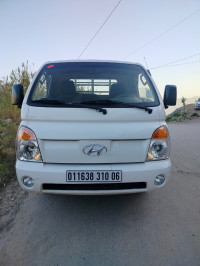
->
9, 61, 35, 92
181, 96, 187, 112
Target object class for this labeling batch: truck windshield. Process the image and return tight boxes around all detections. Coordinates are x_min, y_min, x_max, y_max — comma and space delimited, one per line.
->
29, 62, 159, 108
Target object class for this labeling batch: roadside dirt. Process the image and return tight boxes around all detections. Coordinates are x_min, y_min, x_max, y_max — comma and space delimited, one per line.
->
167, 103, 200, 122
0, 179, 27, 239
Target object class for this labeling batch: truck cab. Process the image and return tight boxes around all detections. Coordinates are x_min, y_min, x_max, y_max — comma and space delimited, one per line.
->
12, 60, 177, 195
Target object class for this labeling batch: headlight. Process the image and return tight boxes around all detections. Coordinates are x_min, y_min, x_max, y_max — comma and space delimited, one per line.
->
17, 126, 42, 162
146, 126, 170, 161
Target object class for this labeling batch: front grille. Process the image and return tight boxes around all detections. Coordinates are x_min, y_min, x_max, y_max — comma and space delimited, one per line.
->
43, 182, 146, 191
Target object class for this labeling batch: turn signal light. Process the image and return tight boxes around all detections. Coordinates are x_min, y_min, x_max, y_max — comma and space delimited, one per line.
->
152, 126, 168, 139
18, 127, 36, 140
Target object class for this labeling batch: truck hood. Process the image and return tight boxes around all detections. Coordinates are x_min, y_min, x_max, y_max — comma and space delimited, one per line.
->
24, 106, 162, 164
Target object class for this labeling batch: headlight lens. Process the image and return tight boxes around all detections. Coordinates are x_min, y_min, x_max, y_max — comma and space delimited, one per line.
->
147, 139, 169, 160
146, 126, 170, 161
17, 127, 42, 162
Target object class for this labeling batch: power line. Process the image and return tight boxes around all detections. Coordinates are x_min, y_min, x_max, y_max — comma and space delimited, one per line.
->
77, 0, 122, 59
150, 60, 200, 69
122, 7, 200, 60
150, 51, 200, 69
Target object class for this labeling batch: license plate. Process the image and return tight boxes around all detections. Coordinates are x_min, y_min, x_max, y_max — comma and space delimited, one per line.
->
66, 170, 122, 182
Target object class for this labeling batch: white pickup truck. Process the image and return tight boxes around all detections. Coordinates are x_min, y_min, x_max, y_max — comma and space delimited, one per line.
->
12, 60, 177, 195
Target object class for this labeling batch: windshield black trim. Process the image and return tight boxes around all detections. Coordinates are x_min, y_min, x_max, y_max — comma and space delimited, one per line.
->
29, 102, 159, 108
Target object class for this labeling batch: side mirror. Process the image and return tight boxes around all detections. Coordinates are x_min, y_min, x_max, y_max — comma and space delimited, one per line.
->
163, 85, 177, 109
12, 84, 24, 107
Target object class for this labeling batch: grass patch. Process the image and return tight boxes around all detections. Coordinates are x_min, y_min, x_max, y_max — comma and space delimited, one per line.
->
0, 85, 20, 187
191, 112, 199, 117
173, 112, 181, 117
166, 108, 200, 122
0, 85, 20, 122
166, 111, 189, 122
166, 112, 184, 122
0, 83, 20, 163
0, 122, 18, 186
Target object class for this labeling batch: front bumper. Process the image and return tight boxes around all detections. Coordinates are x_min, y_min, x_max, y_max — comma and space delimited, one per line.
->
16, 160, 171, 195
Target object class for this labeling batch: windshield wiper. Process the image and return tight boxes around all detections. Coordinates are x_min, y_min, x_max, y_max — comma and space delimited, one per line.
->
32, 99, 107, 115
32, 99, 66, 105
81, 100, 153, 114
68, 102, 107, 115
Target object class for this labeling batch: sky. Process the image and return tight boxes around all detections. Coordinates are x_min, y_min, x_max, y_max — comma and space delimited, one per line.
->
0, 0, 200, 98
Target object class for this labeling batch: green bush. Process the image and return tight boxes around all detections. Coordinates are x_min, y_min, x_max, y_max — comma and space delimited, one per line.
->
0, 122, 18, 185
173, 112, 180, 117
166, 111, 189, 122
0, 61, 35, 122
0, 83, 20, 122
0, 62, 35, 186
191, 112, 199, 117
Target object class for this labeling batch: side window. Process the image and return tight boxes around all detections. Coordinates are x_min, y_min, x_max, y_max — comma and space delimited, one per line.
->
32, 73, 51, 100
138, 74, 154, 101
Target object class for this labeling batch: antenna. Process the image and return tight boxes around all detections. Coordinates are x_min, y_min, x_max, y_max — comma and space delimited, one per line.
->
144, 57, 149, 69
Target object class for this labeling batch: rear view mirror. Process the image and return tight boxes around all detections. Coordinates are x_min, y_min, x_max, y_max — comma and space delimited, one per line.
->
163, 85, 177, 109
12, 84, 24, 107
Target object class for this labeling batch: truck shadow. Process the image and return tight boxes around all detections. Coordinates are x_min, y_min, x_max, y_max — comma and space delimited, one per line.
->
39, 192, 150, 222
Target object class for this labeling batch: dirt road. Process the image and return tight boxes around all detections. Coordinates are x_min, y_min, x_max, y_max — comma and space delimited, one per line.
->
0, 119, 200, 266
